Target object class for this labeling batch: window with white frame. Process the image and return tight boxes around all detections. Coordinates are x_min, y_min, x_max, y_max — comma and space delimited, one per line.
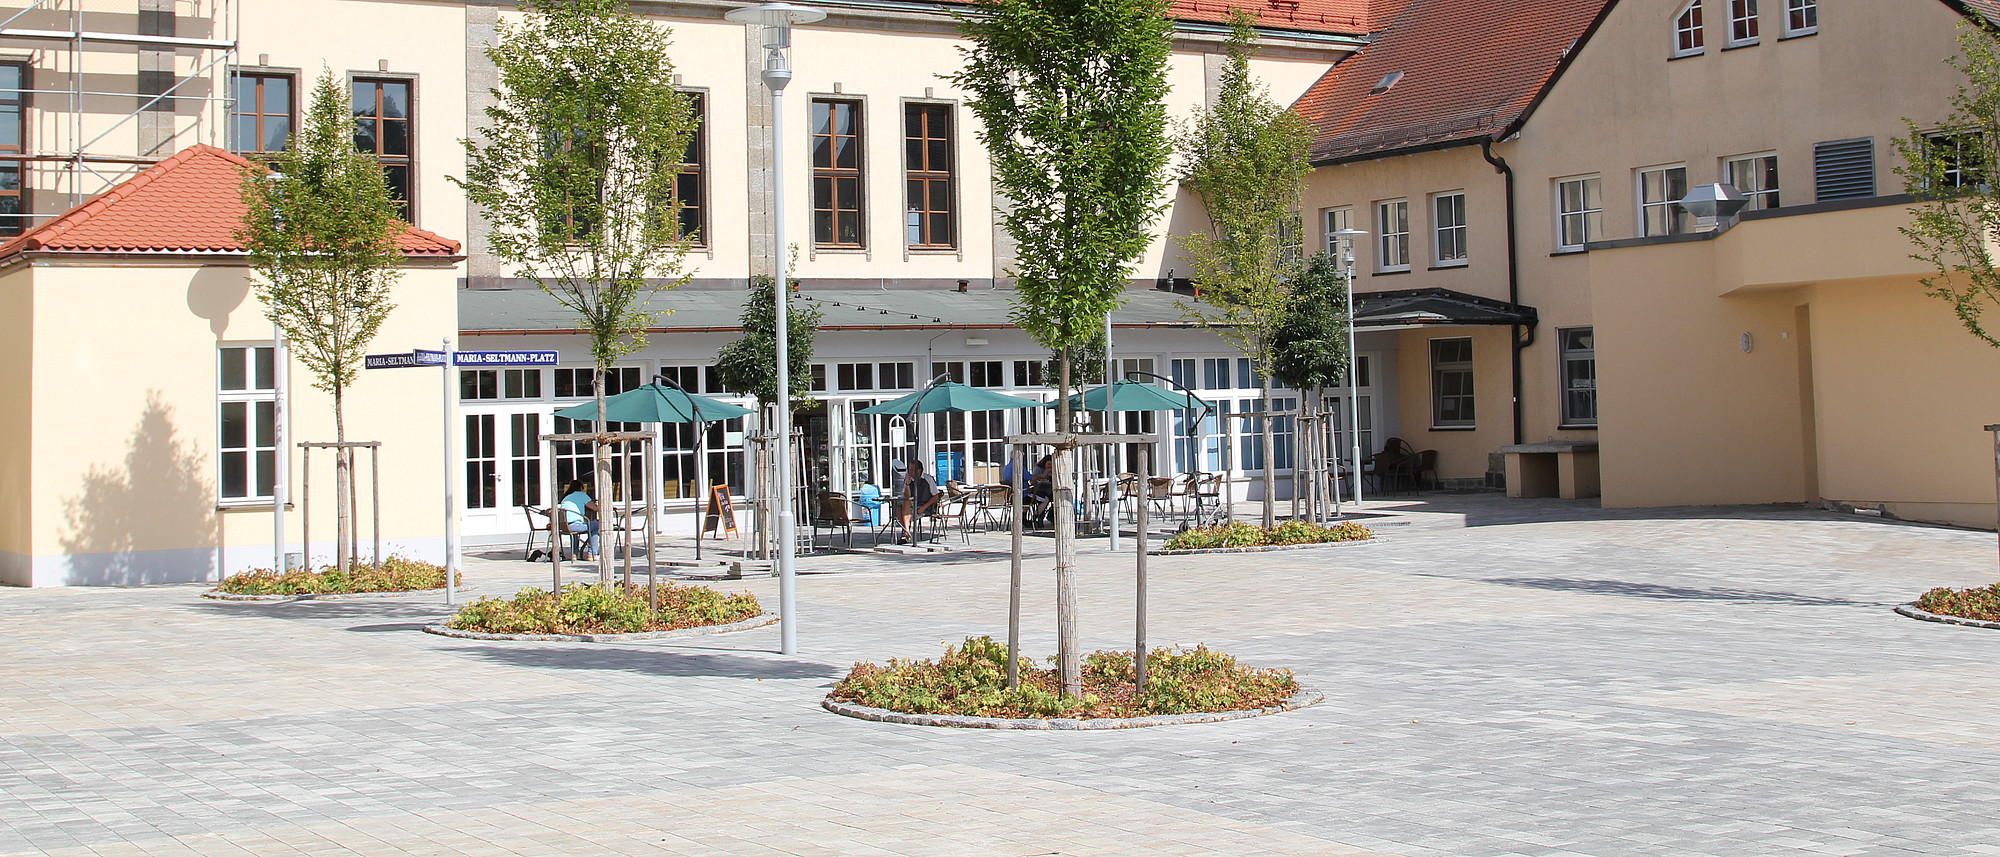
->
1638, 165, 1691, 236
1375, 199, 1409, 271
1727, 0, 1758, 45
1556, 175, 1602, 250
1323, 206, 1353, 259
218, 344, 278, 503
1430, 337, 1474, 428
1432, 191, 1467, 265
1674, 0, 1704, 56
1724, 153, 1779, 210
1782, 0, 1814, 36
1559, 327, 1597, 427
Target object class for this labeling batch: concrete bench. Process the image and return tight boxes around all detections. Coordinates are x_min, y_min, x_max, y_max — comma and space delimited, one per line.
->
1502, 441, 1600, 499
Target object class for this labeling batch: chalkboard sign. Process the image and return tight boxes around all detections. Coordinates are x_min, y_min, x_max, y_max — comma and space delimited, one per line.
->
703, 485, 739, 538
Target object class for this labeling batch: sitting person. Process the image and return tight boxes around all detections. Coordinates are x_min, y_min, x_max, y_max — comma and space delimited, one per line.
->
558, 479, 601, 562
895, 460, 940, 544
1024, 454, 1055, 526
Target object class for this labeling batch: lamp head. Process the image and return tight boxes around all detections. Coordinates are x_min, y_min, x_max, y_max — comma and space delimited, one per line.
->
725, 3, 826, 90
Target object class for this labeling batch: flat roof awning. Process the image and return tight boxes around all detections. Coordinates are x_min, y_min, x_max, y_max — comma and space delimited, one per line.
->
1352, 288, 1537, 330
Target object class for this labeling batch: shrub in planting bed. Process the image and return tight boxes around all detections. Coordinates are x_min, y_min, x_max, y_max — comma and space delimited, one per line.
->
217, 557, 456, 595
1913, 582, 2000, 622
1161, 520, 1372, 551
828, 635, 1299, 719
448, 582, 761, 635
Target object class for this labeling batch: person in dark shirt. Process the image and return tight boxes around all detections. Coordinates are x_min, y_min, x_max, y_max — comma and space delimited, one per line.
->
896, 460, 939, 543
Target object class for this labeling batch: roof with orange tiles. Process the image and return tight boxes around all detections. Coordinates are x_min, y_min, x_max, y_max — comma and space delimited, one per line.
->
1294, 0, 1612, 164
1167, 0, 1406, 35
0, 144, 461, 261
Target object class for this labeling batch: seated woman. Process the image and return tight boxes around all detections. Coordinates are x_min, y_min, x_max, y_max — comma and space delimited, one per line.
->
559, 479, 601, 562
1023, 454, 1055, 526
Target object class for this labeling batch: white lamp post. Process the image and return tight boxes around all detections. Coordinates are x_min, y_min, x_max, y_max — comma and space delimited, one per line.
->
727, 1, 824, 656
1333, 227, 1369, 506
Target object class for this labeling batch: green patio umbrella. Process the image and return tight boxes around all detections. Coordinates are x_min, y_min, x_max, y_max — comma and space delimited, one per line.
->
854, 382, 1043, 415
554, 384, 753, 424
1047, 379, 1211, 412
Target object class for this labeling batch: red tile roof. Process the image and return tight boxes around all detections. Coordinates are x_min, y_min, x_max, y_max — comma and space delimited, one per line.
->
0, 144, 461, 260
1169, 0, 1406, 35
1294, 0, 1611, 164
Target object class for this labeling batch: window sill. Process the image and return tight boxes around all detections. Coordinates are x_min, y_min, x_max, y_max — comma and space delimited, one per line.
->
1428, 425, 1476, 432
1550, 248, 1589, 257
1557, 424, 1599, 431
218, 502, 294, 512
1667, 50, 1704, 61
815, 246, 868, 254
907, 247, 958, 255
1373, 267, 1412, 276
1428, 261, 1468, 271
1777, 29, 1817, 41
1721, 40, 1759, 51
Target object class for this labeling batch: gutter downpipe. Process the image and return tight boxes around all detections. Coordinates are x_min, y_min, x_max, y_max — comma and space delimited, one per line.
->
1482, 139, 1530, 447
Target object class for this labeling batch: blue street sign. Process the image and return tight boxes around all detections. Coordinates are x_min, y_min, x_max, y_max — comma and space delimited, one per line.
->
365, 349, 449, 370
454, 350, 560, 366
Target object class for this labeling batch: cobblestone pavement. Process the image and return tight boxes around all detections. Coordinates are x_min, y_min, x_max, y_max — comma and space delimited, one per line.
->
4, 495, 1998, 856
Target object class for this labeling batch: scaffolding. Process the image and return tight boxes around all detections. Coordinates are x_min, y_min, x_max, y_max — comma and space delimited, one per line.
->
0, 0, 238, 225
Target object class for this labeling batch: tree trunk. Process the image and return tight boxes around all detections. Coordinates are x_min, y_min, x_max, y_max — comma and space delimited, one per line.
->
1260, 375, 1276, 529
334, 385, 351, 574
595, 365, 611, 583
1055, 348, 1080, 699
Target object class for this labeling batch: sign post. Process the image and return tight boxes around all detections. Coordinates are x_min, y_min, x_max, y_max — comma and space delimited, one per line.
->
368, 346, 493, 604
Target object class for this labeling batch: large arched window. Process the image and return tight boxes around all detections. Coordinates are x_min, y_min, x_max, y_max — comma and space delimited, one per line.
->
1674, 0, 1704, 56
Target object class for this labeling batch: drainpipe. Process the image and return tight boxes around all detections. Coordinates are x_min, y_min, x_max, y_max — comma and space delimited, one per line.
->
1482, 139, 1531, 446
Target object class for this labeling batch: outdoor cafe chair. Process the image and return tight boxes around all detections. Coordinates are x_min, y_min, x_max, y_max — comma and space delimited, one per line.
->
975, 483, 1013, 531
610, 505, 650, 561
521, 505, 554, 562
1147, 474, 1178, 519
811, 491, 876, 549
926, 491, 975, 544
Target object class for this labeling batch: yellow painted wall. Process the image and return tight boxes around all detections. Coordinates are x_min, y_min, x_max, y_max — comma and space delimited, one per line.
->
0, 266, 29, 560
1394, 325, 1513, 480
14, 259, 459, 586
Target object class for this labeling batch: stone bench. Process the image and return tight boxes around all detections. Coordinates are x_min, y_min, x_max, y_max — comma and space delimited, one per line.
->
1501, 441, 1600, 499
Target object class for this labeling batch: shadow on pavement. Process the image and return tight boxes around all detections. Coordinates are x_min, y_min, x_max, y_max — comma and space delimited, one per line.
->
1476, 576, 1877, 607
441, 644, 842, 681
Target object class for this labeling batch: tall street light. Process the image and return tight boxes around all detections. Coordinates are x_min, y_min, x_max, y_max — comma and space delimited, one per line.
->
1333, 227, 1369, 507
727, 1, 824, 656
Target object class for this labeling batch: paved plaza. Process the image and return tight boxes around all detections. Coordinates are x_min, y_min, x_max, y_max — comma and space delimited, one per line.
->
3, 495, 1998, 856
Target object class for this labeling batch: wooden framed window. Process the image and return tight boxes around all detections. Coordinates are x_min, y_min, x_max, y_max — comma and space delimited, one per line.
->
811, 99, 864, 248
1674, 1, 1704, 56
231, 72, 293, 155
1727, 0, 1758, 45
904, 102, 954, 249
1556, 175, 1602, 250
1637, 165, 1690, 236
1429, 337, 1475, 429
675, 92, 706, 245
0, 63, 26, 237
351, 77, 414, 222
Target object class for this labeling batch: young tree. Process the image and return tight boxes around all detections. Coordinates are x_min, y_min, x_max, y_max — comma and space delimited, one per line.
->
1270, 251, 1350, 521
955, 0, 1173, 697
458, 0, 699, 530
1175, 11, 1315, 529
715, 275, 824, 408
1895, 19, 2000, 348
239, 69, 404, 574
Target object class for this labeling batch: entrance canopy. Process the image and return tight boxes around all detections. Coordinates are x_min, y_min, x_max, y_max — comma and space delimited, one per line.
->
553, 384, 753, 423
1353, 287, 1537, 330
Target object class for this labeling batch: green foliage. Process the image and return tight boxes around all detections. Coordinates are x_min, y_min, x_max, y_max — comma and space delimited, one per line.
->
237, 69, 403, 412
1895, 20, 2000, 348
457, 0, 700, 375
714, 274, 825, 407
1913, 581, 2000, 621
1175, 12, 1315, 373
953, 0, 1174, 358
828, 636, 1298, 718
1270, 251, 1350, 390
448, 582, 762, 635
1162, 519, 1372, 550
218, 557, 454, 595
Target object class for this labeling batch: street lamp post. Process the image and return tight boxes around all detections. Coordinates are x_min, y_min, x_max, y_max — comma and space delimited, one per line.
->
1333, 228, 1369, 507
727, 1, 824, 656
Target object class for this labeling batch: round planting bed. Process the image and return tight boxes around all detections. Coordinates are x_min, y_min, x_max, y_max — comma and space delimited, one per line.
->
203, 587, 472, 602
422, 612, 779, 642
1894, 603, 2000, 631
822, 688, 1322, 730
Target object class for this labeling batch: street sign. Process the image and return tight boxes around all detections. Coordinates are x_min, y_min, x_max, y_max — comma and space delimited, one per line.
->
454, 350, 560, 366
365, 349, 447, 370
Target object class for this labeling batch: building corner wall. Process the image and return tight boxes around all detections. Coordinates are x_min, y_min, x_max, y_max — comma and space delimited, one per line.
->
0, 266, 32, 586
